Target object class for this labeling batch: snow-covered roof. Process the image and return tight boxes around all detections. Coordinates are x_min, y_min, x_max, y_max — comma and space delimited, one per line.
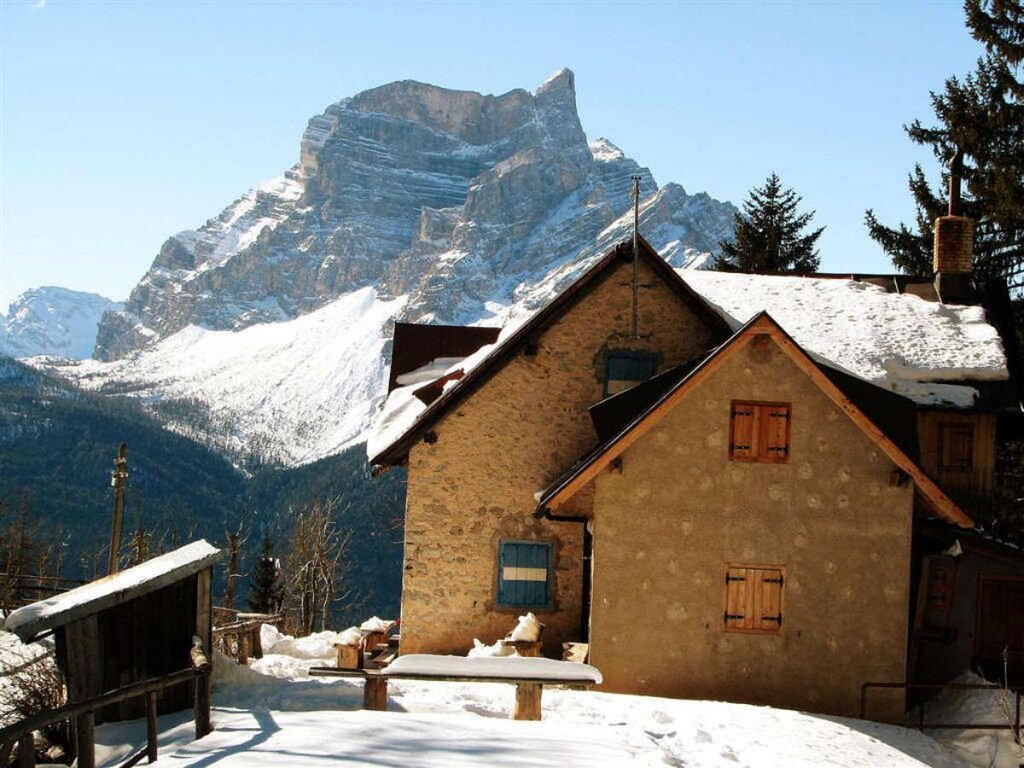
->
2, 540, 220, 641
384, 654, 603, 683
681, 271, 1009, 407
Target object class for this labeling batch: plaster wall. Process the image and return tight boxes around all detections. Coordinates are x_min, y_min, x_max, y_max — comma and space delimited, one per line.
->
401, 258, 716, 656
589, 337, 915, 719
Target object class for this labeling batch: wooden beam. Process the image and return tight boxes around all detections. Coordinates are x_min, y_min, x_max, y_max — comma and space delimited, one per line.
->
766, 326, 973, 528
547, 334, 747, 509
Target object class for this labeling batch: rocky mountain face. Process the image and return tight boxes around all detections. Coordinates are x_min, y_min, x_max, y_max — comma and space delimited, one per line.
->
95, 69, 736, 361
1, 287, 122, 360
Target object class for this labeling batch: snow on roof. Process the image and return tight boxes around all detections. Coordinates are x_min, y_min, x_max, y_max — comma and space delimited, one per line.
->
368, 266, 1011, 462
383, 654, 603, 683
2, 540, 220, 641
367, 315, 530, 461
680, 271, 1008, 406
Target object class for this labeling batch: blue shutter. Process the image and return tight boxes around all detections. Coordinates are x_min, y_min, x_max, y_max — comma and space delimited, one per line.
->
498, 541, 552, 607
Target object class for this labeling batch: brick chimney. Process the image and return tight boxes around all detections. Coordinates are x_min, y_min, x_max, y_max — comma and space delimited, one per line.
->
933, 149, 975, 304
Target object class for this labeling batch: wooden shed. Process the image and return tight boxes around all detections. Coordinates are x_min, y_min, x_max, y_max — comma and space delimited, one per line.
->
2, 540, 220, 723
911, 520, 1024, 686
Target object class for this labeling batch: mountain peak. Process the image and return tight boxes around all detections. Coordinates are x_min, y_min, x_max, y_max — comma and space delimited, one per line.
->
94, 72, 733, 364
1, 287, 122, 359
535, 67, 574, 96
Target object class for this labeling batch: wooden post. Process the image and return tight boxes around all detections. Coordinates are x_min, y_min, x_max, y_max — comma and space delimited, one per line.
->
16, 732, 34, 768
513, 683, 542, 721
76, 712, 96, 768
107, 444, 128, 576
238, 632, 249, 665
191, 641, 212, 739
363, 675, 388, 711
146, 691, 158, 763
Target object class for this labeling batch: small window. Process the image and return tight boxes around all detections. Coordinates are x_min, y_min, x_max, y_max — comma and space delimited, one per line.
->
605, 351, 658, 395
730, 401, 791, 463
497, 540, 552, 608
939, 422, 974, 471
724, 565, 785, 633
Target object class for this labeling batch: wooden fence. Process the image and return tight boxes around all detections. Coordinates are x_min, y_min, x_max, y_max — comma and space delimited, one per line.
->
212, 613, 281, 664
0, 643, 212, 768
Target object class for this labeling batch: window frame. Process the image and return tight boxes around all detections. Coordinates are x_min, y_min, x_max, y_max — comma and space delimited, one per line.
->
723, 563, 786, 635
729, 400, 792, 464
496, 539, 554, 610
603, 350, 659, 396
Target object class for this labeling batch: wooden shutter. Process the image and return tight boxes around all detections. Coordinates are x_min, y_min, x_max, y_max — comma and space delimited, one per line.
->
498, 541, 551, 607
730, 403, 758, 460
724, 567, 748, 629
725, 565, 784, 633
762, 405, 790, 463
753, 569, 784, 630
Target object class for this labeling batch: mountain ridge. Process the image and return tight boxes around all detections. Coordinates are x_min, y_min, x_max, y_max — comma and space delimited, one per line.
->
34, 70, 736, 466
1, 287, 122, 360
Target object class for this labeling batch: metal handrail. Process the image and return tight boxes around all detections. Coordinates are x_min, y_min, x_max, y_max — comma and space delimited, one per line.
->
860, 681, 1022, 743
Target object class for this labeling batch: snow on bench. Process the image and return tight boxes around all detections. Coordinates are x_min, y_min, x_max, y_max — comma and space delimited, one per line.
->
309, 654, 602, 721
381, 654, 602, 684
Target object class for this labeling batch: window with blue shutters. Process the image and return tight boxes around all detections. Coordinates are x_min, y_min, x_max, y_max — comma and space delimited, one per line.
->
497, 540, 553, 608
604, 351, 658, 395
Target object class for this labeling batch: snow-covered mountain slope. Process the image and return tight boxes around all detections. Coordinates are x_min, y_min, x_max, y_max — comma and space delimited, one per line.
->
93, 69, 736, 361
0, 287, 121, 359
52, 288, 405, 466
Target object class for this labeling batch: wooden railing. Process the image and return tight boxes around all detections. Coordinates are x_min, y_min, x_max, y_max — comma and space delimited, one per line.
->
0, 642, 212, 768
212, 613, 281, 664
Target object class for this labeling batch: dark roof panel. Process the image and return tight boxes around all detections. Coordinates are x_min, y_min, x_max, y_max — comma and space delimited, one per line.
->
388, 323, 500, 393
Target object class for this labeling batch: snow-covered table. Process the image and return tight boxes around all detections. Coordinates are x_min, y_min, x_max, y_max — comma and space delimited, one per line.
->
310, 654, 603, 721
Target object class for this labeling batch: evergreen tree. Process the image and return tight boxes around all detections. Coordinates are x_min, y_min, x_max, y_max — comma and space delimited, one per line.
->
248, 532, 284, 614
715, 173, 824, 273
866, 0, 1023, 283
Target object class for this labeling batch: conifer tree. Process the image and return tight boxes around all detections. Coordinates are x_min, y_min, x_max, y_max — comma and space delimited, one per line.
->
248, 532, 284, 614
866, 0, 1023, 283
715, 173, 824, 274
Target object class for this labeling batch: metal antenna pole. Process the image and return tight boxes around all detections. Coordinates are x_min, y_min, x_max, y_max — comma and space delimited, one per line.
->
631, 175, 641, 339
108, 443, 128, 575
948, 147, 964, 217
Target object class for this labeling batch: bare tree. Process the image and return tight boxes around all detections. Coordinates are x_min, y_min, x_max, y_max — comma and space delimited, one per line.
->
223, 521, 248, 612
284, 501, 354, 635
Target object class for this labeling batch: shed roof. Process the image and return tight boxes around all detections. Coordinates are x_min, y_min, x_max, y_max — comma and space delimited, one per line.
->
2, 540, 220, 642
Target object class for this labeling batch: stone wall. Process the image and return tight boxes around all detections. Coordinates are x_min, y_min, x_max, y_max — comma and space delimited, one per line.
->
400, 257, 717, 656
588, 335, 914, 719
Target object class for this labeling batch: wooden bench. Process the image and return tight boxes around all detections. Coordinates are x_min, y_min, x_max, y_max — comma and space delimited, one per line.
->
310, 654, 602, 721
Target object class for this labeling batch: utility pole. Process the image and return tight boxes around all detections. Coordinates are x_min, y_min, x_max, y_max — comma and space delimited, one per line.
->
631, 175, 642, 338
108, 443, 128, 575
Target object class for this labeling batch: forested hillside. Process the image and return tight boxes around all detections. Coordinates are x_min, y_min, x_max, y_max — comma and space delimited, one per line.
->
0, 355, 404, 620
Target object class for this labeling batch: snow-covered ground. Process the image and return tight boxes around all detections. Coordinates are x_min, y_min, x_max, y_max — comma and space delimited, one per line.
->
71, 626, 1019, 768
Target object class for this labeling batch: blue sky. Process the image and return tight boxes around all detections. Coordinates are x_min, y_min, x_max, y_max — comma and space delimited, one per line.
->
0, 0, 979, 311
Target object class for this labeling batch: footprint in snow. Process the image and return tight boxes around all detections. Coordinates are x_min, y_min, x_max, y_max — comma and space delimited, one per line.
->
695, 729, 712, 744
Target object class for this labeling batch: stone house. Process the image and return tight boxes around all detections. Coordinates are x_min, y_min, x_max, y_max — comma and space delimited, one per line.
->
369, 214, 1021, 718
